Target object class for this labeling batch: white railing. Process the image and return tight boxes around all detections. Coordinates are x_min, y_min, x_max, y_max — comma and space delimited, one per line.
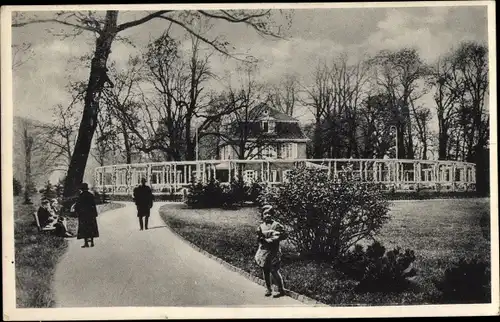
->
93, 158, 476, 195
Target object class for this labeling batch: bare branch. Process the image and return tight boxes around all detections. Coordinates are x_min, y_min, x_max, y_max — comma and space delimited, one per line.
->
157, 15, 249, 62
12, 17, 99, 33
117, 10, 172, 31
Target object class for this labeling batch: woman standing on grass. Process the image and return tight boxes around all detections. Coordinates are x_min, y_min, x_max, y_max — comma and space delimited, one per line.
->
75, 183, 99, 248
254, 204, 288, 298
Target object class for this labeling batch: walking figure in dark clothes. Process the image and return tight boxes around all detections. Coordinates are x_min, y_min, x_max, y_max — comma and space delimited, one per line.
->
133, 178, 154, 230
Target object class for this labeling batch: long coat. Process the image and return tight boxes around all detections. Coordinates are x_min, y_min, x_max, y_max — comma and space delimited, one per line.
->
75, 191, 99, 239
37, 206, 52, 227
133, 184, 154, 217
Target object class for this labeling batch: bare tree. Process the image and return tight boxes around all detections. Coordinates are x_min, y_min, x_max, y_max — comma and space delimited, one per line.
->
429, 41, 489, 162
428, 54, 464, 160
143, 31, 215, 161
370, 48, 430, 159
91, 101, 119, 166
267, 73, 299, 117
216, 63, 276, 161
12, 42, 34, 70
411, 103, 432, 160
135, 32, 197, 160
41, 102, 80, 171
328, 55, 371, 158
100, 56, 144, 164
22, 125, 34, 204
133, 31, 243, 161
302, 55, 370, 159
13, 9, 290, 198
303, 60, 334, 158
18, 119, 53, 203
452, 41, 489, 161
358, 93, 396, 158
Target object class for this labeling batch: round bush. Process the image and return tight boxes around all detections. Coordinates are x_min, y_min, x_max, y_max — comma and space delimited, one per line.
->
259, 165, 391, 261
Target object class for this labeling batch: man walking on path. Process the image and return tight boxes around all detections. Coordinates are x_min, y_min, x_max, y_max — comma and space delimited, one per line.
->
133, 178, 154, 230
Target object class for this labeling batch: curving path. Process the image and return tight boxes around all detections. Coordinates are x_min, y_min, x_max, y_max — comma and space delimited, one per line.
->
53, 202, 306, 307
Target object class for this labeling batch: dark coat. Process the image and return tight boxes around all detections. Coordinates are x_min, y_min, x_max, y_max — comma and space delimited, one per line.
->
75, 191, 99, 239
37, 206, 52, 227
133, 184, 154, 217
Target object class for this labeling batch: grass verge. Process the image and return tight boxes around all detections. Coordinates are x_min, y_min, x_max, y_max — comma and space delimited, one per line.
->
160, 198, 490, 306
14, 197, 125, 308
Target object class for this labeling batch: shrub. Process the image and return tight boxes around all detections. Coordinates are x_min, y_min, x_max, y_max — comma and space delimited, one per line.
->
206, 179, 224, 207
186, 178, 253, 209
340, 241, 417, 293
186, 179, 225, 208
228, 179, 246, 205
186, 181, 207, 208
433, 257, 490, 304
220, 181, 238, 208
260, 165, 391, 260
14, 178, 23, 196
247, 182, 264, 203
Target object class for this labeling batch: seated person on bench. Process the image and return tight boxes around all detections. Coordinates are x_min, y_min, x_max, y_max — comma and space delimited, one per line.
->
37, 199, 73, 237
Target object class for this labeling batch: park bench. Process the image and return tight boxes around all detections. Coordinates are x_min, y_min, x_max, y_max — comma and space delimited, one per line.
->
33, 211, 56, 233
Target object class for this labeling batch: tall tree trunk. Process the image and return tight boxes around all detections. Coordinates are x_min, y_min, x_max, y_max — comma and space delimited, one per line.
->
121, 120, 132, 164
63, 11, 118, 198
438, 117, 448, 160
215, 124, 221, 160
406, 122, 414, 159
23, 127, 33, 204
185, 115, 194, 160
397, 126, 404, 159
422, 135, 428, 160
348, 118, 358, 158
313, 119, 323, 158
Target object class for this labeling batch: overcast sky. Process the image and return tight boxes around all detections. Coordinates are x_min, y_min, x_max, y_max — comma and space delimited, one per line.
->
11, 4, 490, 126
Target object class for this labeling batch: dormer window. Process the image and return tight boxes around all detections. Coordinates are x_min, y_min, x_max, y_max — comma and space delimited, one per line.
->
261, 120, 275, 133
261, 121, 268, 133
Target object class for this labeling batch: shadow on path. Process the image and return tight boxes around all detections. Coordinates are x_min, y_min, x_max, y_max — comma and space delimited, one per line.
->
146, 225, 169, 230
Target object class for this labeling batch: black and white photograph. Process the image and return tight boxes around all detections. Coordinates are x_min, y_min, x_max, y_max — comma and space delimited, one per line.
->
2, 2, 498, 320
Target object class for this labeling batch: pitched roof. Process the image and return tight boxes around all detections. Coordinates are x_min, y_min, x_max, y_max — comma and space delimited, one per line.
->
221, 102, 309, 142
225, 120, 309, 141
274, 122, 309, 139
268, 108, 298, 122
248, 103, 298, 122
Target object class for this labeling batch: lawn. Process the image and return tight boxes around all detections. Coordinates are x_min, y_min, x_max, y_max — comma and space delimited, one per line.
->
160, 198, 491, 306
14, 195, 125, 308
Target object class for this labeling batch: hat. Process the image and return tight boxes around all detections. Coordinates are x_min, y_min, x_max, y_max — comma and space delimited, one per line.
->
79, 183, 89, 191
41, 199, 50, 204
